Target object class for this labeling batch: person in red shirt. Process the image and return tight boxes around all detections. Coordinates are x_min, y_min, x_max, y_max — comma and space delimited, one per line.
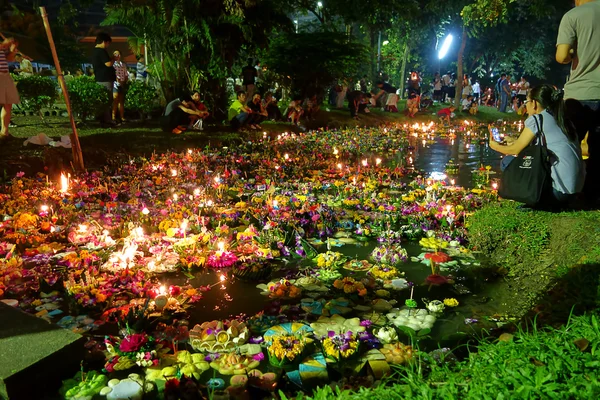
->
190, 91, 210, 130
437, 105, 455, 125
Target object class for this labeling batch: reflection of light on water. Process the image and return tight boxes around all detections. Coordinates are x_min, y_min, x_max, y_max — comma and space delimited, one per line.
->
430, 172, 447, 181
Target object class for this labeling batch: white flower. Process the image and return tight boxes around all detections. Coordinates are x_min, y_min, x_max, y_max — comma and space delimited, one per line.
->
427, 300, 445, 314
375, 326, 398, 344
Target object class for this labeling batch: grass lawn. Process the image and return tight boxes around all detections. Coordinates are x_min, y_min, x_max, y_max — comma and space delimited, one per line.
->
1, 101, 521, 178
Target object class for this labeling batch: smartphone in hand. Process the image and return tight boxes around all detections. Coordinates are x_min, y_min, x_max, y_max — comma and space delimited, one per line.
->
491, 127, 502, 142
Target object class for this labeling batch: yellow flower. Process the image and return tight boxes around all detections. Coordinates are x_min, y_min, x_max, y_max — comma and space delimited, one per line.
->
443, 298, 459, 307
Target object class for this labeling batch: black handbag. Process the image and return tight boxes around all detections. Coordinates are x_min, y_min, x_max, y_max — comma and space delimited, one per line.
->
498, 114, 553, 205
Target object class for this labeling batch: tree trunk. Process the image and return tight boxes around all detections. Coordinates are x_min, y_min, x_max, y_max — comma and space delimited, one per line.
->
455, 25, 467, 109
399, 39, 410, 99
369, 27, 376, 81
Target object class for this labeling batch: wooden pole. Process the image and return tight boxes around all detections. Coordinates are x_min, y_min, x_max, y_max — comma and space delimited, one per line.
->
39, 6, 85, 171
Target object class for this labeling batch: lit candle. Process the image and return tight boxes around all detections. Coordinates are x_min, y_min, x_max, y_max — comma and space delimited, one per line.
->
376, 158, 382, 166
217, 241, 225, 257
171, 169, 178, 177
180, 219, 188, 237
450, 179, 456, 186
361, 159, 368, 167
142, 207, 149, 215
492, 182, 498, 190
59, 173, 69, 194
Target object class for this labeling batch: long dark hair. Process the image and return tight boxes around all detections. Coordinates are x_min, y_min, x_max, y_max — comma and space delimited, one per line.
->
528, 84, 576, 141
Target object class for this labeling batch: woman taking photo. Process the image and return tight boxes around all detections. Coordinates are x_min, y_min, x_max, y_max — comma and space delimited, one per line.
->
490, 84, 585, 206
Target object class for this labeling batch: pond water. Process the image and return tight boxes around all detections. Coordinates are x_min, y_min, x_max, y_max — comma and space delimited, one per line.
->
152, 132, 514, 351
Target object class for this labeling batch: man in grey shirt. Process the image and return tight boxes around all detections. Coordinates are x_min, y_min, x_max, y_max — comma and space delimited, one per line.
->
556, 0, 600, 200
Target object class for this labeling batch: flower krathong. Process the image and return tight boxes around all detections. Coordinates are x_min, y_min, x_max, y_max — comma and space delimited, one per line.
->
267, 335, 307, 363
0, 121, 501, 395
322, 331, 360, 361
104, 332, 164, 372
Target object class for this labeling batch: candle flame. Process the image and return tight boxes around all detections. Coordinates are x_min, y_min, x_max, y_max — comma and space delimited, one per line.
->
194, 188, 201, 196
171, 169, 178, 177
492, 182, 498, 190
361, 159, 368, 167
337, 163, 342, 169
220, 274, 226, 282
60, 173, 69, 193
375, 158, 382, 166
142, 207, 149, 215
41, 205, 49, 212
284, 153, 289, 160
217, 241, 225, 253
450, 179, 456, 185
173, 194, 178, 201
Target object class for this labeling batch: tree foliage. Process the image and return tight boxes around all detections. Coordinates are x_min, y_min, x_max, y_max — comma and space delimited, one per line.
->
263, 32, 367, 99
102, 0, 293, 106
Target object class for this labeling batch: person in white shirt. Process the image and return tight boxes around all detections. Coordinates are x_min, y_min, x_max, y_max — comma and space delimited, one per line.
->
516, 76, 530, 107
472, 80, 481, 104
14, 53, 33, 77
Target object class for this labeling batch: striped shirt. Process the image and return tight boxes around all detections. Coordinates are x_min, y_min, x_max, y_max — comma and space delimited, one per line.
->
113, 61, 128, 82
136, 62, 147, 81
0, 50, 8, 73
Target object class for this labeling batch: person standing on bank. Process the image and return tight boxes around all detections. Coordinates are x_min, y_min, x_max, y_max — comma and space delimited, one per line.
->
489, 84, 585, 207
241, 58, 258, 101
112, 50, 129, 125
0, 37, 20, 140
92, 33, 116, 127
556, 0, 600, 202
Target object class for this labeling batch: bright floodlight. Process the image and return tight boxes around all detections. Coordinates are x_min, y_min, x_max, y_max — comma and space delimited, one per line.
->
317, 1, 323, 8
438, 34, 453, 60
382, 40, 389, 46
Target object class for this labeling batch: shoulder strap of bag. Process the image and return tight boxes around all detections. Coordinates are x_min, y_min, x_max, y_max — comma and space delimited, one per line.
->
534, 114, 548, 148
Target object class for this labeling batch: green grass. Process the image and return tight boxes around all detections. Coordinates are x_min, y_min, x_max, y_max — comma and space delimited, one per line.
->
298, 313, 600, 399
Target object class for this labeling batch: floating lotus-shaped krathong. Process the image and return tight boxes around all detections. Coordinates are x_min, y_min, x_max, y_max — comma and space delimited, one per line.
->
189, 320, 249, 353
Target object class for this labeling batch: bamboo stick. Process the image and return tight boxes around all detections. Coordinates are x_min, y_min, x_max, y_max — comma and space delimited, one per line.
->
39, 6, 85, 171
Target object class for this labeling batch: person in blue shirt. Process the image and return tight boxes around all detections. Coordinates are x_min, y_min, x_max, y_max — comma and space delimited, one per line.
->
490, 84, 585, 208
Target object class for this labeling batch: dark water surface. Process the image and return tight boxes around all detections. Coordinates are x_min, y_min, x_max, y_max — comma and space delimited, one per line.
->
162, 134, 512, 349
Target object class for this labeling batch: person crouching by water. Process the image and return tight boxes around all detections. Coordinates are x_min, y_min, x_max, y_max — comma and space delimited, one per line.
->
489, 84, 585, 208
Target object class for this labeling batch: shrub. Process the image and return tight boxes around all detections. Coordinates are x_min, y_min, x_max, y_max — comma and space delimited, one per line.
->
124, 81, 159, 115
65, 76, 110, 121
14, 75, 58, 117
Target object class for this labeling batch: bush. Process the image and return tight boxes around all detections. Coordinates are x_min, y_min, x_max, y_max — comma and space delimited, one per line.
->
14, 75, 58, 116
65, 76, 110, 121
124, 81, 159, 115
